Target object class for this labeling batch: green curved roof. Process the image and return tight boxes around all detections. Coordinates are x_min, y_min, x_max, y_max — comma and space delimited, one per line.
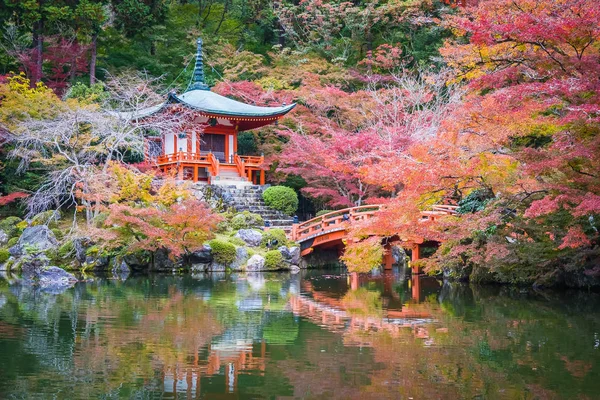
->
170, 90, 296, 117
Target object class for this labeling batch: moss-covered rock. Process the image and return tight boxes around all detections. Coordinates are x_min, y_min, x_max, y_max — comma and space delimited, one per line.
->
207, 239, 237, 265
261, 229, 288, 248
0, 216, 22, 238
0, 248, 9, 264
31, 210, 61, 227
264, 250, 285, 270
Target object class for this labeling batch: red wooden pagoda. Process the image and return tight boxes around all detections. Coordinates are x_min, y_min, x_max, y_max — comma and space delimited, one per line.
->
142, 38, 295, 185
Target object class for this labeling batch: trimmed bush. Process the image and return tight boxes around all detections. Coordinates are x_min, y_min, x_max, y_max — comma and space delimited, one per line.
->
0, 216, 22, 238
316, 210, 334, 217
264, 250, 285, 270
0, 248, 9, 264
262, 186, 298, 216
231, 211, 264, 230
208, 239, 237, 265
261, 229, 288, 248
7, 237, 18, 247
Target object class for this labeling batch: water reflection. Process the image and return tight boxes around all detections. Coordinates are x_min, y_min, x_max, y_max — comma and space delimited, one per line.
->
0, 269, 599, 399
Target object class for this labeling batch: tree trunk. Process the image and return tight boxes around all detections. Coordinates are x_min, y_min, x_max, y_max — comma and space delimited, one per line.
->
90, 31, 98, 85
277, 20, 285, 47
150, 40, 156, 56
214, 0, 230, 34
32, 20, 44, 83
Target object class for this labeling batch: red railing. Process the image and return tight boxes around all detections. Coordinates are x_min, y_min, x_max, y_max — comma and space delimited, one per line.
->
291, 205, 382, 242
290, 204, 459, 243
239, 155, 264, 167
233, 154, 245, 178
157, 151, 220, 178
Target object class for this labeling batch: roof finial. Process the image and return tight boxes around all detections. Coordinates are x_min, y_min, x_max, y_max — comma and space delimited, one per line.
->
187, 37, 209, 91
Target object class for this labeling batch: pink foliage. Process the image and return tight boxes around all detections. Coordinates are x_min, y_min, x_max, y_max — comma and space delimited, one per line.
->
558, 226, 591, 250
0, 192, 29, 206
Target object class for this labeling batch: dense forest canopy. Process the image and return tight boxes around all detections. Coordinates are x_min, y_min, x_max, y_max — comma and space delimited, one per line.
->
0, 0, 598, 286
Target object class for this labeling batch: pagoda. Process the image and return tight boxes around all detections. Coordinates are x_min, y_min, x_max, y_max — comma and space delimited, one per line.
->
142, 38, 295, 185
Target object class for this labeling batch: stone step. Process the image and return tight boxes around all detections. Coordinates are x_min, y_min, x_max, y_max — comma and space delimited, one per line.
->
265, 220, 295, 226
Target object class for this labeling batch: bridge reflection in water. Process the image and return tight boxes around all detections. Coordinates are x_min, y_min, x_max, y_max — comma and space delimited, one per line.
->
157, 271, 443, 398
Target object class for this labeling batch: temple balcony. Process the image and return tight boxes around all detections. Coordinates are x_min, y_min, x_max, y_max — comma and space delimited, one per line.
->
156, 151, 266, 185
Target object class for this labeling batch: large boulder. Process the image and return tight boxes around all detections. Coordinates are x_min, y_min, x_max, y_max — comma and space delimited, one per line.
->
17, 253, 77, 293
73, 237, 92, 264
246, 254, 266, 272
188, 245, 213, 264
38, 266, 77, 292
278, 246, 301, 267
288, 247, 301, 265
208, 262, 227, 272
111, 260, 130, 281
123, 252, 150, 270
230, 246, 249, 271
0, 229, 8, 246
191, 263, 211, 273
235, 229, 263, 247
152, 248, 175, 271
11, 225, 58, 257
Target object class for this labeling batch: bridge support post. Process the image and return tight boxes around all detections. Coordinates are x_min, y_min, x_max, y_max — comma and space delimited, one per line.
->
383, 243, 393, 270
350, 272, 359, 291
193, 166, 198, 182
411, 244, 421, 274
411, 275, 421, 302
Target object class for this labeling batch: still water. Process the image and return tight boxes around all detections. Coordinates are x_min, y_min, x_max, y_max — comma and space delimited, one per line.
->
0, 269, 599, 399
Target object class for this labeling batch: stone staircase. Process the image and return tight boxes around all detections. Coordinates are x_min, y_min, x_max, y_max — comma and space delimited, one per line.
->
221, 185, 295, 232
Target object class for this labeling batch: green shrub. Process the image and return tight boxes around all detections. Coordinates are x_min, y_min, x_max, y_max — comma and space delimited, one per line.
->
231, 211, 264, 230
0, 216, 22, 238
261, 229, 288, 248
262, 186, 298, 216
208, 239, 237, 265
316, 210, 334, 217
457, 189, 495, 214
0, 248, 9, 264
264, 250, 285, 270
7, 237, 18, 247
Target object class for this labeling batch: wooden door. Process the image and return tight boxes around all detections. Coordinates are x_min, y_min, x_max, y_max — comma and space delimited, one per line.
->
201, 133, 226, 162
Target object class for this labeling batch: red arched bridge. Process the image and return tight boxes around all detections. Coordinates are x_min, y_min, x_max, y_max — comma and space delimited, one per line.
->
290, 204, 459, 272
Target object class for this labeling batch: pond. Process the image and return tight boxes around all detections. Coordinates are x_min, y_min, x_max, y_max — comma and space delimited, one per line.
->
0, 268, 599, 399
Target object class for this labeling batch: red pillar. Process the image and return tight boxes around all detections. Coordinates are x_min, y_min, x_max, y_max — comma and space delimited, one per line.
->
411, 244, 421, 274
383, 243, 393, 270
411, 275, 421, 303
350, 272, 359, 291
259, 170, 265, 185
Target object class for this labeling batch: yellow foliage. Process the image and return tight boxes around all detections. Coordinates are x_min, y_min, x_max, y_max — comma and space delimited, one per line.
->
109, 163, 155, 204
0, 73, 64, 127
155, 180, 192, 207
341, 237, 384, 273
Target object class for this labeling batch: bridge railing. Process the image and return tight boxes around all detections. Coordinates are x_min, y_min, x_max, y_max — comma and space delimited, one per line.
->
290, 205, 382, 242
291, 204, 460, 242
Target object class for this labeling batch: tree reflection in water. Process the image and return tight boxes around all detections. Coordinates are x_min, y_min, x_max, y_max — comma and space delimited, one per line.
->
0, 270, 598, 399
